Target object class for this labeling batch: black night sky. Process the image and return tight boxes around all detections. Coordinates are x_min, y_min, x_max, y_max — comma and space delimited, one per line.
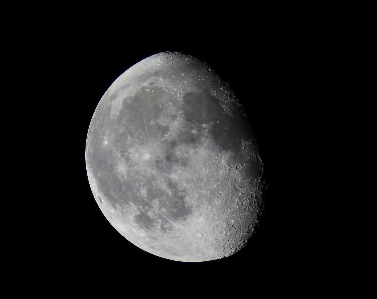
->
11, 7, 332, 293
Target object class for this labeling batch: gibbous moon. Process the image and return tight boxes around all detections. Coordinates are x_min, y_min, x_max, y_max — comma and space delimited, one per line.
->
85, 52, 264, 262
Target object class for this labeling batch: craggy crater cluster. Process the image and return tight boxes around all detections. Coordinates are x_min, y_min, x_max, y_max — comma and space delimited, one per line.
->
85, 52, 264, 262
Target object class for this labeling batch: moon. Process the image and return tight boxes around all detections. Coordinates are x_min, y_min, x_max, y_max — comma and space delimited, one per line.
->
85, 51, 264, 262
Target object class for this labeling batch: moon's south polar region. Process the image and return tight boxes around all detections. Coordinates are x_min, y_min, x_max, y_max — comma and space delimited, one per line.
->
85, 52, 264, 262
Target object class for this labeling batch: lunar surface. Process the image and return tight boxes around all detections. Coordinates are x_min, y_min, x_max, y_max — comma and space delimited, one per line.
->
85, 51, 264, 262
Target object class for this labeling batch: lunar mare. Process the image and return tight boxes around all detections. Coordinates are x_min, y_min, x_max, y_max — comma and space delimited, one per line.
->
85, 52, 264, 262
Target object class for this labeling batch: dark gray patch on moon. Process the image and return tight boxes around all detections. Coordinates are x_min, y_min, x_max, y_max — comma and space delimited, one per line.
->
162, 178, 191, 221
85, 51, 264, 262
182, 88, 221, 124
134, 211, 156, 231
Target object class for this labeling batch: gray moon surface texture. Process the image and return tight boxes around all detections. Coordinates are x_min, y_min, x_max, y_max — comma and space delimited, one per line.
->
85, 52, 264, 262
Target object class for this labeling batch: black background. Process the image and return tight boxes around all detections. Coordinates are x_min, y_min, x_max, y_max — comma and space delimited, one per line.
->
9, 6, 338, 294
